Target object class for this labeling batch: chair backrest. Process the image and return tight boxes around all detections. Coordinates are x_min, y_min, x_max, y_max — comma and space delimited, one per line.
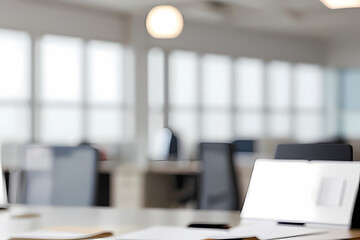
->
232, 140, 255, 153
198, 143, 240, 210
275, 144, 353, 161
0, 160, 8, 208
18, 145, 99, 206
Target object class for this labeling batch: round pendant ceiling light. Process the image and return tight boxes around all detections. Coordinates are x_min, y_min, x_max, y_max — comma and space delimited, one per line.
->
320, 0, 360, 9
146, 5, 184, 39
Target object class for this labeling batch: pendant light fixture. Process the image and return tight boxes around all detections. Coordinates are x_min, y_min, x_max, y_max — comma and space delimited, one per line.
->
146, 5, 184, 39
320, 0, 360, 9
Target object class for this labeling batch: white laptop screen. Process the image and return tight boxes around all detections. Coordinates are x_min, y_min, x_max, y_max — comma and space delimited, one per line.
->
241, 159, 360, 227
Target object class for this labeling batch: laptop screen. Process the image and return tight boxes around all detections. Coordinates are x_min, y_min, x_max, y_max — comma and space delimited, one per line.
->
241, 159, 360, 227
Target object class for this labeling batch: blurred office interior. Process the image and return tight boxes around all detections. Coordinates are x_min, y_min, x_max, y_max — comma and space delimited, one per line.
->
1, 0, 360, 209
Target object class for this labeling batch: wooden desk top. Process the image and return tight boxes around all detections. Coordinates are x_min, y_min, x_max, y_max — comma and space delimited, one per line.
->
1, 205, 360, 240
147, 160, 201, 175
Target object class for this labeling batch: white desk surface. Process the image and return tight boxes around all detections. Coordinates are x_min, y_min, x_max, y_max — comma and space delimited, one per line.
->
1, 205, 360, 240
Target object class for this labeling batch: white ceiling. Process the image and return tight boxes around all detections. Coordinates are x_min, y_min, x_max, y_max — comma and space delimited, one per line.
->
49, 0, 360, 40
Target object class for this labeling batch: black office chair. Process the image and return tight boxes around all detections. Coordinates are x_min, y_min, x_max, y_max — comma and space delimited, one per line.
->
0, 164, 8, 209
232, 140, 255, 153
198, 143, 240, 211
275, 144, 353, 161
13, 145, 99, 206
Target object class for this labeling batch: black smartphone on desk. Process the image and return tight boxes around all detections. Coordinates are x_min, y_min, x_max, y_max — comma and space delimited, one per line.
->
187, 223, 231, 229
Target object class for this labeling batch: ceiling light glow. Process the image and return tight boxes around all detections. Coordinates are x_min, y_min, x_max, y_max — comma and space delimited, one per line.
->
320, 0, 360, 9
146, 5, 184, 39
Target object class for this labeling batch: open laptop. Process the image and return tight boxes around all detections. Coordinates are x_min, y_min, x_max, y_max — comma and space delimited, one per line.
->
241, 159, 360, 228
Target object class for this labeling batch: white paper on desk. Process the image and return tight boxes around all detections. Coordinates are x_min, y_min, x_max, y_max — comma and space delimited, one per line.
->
9, 229, 113, 240
119, 226, 239, 240
213, 224, 327, 240
119, 225, 326, 240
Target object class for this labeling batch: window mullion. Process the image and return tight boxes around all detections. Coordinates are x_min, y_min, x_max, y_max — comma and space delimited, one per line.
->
163, 50, 170, 128
198, 54, 203, 142
263, 60, 269, 139
32, 34, 42, 143
230, 57, 236, 140
289, 63, 296, 140
82, 39, 89, 142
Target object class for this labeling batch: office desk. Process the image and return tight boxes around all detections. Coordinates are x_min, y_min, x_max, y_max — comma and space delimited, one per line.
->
144, 161, 201, 208
1, 205, 360, 240
0, 205, 237, 238
148, 160, 201, 175
142, 159, 253, 208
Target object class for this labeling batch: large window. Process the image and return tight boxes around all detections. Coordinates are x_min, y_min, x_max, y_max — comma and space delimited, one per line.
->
267, 61, 291, 137
0, 29, 131, 146
201, 54, 232, 141
235, 58, 264, 138
148, 48, 327, 158
342, 70, 360, 137
0, 29, 31, 143
39, 35, 129, 144
87, 40, 125, 143
293, 64, 324, 141
40, 35, 83, 143
169, 51, 199, 155
148, 48, 165, 146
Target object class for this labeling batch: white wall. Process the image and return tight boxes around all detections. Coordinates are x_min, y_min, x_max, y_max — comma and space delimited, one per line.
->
0, 0, 333, 66
328, 38, 360, 68
0, 0, 129, 41
132, 16, 328, 65
4, 0, 356, 70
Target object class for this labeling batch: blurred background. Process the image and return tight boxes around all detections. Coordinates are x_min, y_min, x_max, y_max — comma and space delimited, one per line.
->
1, 0, 360, 210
